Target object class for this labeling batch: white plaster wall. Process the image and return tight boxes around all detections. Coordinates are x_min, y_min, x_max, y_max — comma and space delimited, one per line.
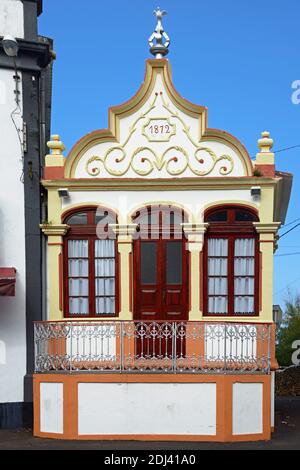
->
0, 69, 26, 402
78, 382, 216, 436
0, 0, 24, 38
232, 383, 263, 435
40, 383, 63, 434
62, 189, 257, 224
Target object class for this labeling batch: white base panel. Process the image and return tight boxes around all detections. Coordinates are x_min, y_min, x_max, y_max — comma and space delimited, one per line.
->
78, 382, 217, 436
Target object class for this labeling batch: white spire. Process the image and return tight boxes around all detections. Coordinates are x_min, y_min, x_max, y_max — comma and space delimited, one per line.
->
148, 7, 170, 59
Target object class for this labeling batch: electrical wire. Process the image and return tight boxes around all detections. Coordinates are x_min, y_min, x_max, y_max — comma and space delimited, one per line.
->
279, 222, 300, 239
275, 252, 300, 257
10, 57, 24, 183
274, 275, 300, 297
273, 144, 300, 154
280, 217, 300, 229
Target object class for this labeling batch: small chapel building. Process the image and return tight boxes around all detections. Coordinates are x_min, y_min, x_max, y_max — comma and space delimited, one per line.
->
33, 9, 292, 441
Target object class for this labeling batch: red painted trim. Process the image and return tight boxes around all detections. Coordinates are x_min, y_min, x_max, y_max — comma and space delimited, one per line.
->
255, 164, 275, 178
44, 167, 65, 179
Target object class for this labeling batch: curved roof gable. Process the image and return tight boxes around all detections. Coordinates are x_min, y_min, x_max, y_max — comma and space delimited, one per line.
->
64, 59, 253, 179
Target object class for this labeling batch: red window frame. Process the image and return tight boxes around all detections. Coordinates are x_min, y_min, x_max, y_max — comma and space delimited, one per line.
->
63, 208, 119, 318
203, 206, 260, 317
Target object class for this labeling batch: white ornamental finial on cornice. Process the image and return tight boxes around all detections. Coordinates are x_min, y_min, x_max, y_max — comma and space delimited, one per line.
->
148, 7, 170, 59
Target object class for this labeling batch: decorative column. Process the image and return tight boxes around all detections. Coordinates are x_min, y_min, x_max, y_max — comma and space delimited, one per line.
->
44, 134, 65, 180
40, 224, 69, 321
253, 222, 281, 322
182, 223, 209, 321
110, 224, 138, 320
254, 131, 275, 178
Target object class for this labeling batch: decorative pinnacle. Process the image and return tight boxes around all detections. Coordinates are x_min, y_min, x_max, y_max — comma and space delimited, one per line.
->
258, 131, 273, 153
148, 7, 170, 59
47, 135, 65, 155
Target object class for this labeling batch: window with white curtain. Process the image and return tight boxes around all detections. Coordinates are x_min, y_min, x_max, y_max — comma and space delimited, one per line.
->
205, 207, 258, 316
64, 209, 117, 317
207, 239, 228, 314
68, 240, 89, 315
234, 238, 255, 314
95, 239, 115, 315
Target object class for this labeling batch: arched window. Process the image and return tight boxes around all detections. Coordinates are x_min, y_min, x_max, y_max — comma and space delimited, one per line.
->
63, 208, 118, 318
204, 206, 259, 316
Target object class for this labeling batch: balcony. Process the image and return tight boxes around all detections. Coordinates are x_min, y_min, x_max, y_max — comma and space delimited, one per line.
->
34, 321, 273, 374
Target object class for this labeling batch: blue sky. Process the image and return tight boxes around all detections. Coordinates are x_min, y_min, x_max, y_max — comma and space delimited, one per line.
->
39, 0, 300, 310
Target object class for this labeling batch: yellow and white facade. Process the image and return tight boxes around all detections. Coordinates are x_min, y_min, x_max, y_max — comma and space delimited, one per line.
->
34, 57, 292, 442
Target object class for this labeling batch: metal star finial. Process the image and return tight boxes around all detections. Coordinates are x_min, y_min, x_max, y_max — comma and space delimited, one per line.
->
148, 7, 170, 59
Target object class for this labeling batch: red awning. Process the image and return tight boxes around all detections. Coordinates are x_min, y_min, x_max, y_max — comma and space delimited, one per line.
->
0, 268, 16, 296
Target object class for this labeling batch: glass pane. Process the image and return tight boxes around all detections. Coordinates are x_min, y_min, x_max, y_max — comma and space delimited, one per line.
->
208, 239, 228, 257
69, 278, 89, 296
208, 278, 228, 295
166, 242, 182, 284
234, 296, 254, 314
95, 210, 116, 225
208, 297, 228, 314
95, 278, 115, 296
234, 238, 255, 257
96, 297, 115, 315
208, 258, 228, 276
235, 210, 256, 222
207, 211, 227, 222
95, 239, 115, 258
69, 297, 89, 315
95, 258, 115, 277
234, 277, 254, 295
68, 259, 88, 277
141, 242, 157, 284
234, 258, 254, 276
66, 213, 88, 225
68, 240, 88, 258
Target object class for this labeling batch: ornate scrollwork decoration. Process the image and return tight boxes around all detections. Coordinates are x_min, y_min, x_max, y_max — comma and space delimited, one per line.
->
86, 145, 233, 177
131, 147, 158, 176
85, 88, 234, 177
191, 147, 233, 176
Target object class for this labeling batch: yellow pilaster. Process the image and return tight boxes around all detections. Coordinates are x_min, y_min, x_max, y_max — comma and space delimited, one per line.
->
40, 224, 70, 321
110, 224, 138, 320
182, 223, 208, 321
254, 222, 281, 322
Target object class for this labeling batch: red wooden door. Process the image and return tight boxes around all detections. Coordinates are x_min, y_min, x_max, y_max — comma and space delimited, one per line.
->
133, 237, 188, 322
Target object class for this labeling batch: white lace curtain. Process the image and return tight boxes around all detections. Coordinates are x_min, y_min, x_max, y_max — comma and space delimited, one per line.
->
208, 239, 228, 314
68, 240, 89, 315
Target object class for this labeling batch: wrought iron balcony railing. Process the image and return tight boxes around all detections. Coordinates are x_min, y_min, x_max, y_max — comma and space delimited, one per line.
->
34, 321, 273, 374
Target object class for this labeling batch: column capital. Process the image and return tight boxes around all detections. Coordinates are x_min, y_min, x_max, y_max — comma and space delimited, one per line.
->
182, 223, 208, 251
253, 222, 281, 234
181, 223, 209, 236
40, 224, 70, 236
109, 224, 138, 237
